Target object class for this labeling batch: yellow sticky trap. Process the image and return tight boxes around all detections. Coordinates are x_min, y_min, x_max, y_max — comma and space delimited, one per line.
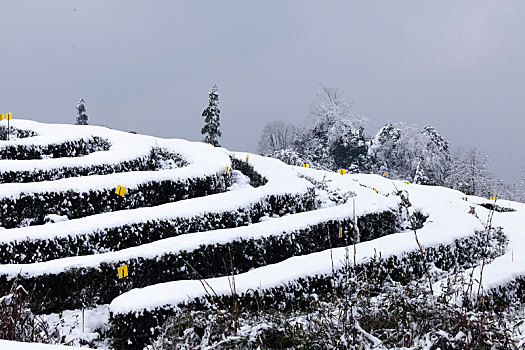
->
339, 169, 346, 175
490, 196, 496, 200
226, 165, 230, 175
5, 112, 12, 120
117, 265, 128, 279
406, 181, 411, 185
246, 154, 249, 162
383, 172, 386, 177
302, 163, 308, 168
373, 188, 378, 193
0, 114, 4, 121
338, 227, 343, 238
115, 185, 127, 197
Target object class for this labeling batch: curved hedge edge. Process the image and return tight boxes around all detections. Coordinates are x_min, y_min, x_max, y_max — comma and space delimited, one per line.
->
0, 148, 187, 183
0, 188, 316, 264
0, 136, 111, 160
231, 158, 268, 188
0, 208, 397, 313
479, 275, 525, 310
0, 169, 231, 229
0, 126, 37, 140
107, 228, 507, 350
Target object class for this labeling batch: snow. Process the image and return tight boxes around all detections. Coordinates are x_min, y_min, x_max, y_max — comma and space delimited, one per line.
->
0, 120, 232, 198
3, 119, 525, 348
0, 340, 79, 349
433, 197, 525, 297
0, 119, 157, 173
110, 178, 484, 315
0, 152, 311, 245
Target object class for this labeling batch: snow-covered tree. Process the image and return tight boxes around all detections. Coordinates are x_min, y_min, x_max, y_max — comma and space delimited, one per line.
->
294, 86, 369, 172
201, 85, 221, 146
369, 123, 450, 185
75, 98, 88, 125
257, 120, 297, 155
415, 125, 450, 185
368, 122, 401, 175
445, 147, 497, 197
513, 165, 525, 202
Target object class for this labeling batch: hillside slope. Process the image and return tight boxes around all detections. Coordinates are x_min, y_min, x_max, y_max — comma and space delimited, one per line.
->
0, 120, 523, 349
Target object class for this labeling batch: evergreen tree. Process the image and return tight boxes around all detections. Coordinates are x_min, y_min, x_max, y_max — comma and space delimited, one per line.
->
201, 85, 221, 146
75, 98, 89, 125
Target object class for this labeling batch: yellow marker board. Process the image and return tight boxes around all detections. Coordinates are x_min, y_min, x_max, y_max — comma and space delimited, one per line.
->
338, 227, 343, 238
5, 113, 11, 120
373, 188, 378, 193
302, 163, 308, 168
339, 169, 346, 175
226, 165, 230, 175
0, 114, 3, 121
246, 154, 249, 162
115, 185, 127, 197
383, 172, 386, 177
490, 196, 496, 200
117, 265, 128, 279
406, 181, 411, 185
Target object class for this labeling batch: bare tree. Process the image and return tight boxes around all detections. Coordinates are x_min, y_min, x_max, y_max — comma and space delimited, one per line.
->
445, 147, 498, 197
257, 119, 297, 155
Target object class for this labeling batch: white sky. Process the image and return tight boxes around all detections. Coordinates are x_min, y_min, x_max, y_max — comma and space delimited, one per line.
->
1, 1, 523, 182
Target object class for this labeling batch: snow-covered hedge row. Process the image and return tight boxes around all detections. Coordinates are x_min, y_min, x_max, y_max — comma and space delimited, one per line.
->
0, 136, 111, 160
0, 171, 230, 229
484, 276, 525, 308
108, 229, 506, 350
0, 188, 316, 263
231, 157, 267, 187
0, 148, 186, 183
0, 208, 397, 312
0, 125, 37, 140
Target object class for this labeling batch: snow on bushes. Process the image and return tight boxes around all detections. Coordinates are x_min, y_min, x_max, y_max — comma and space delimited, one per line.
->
0, 136, 111, 161
0, 206, 397, 312
0, 171, 230, 229
0, 148, 186, 183
108, 227, 507, 349
0, 188, 315, 264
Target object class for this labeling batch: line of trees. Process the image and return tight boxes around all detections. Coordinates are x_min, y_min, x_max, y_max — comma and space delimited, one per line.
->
258, 86, 524, 202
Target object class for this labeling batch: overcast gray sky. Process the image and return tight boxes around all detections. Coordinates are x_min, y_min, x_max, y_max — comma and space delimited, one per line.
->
1, 1, 523, 182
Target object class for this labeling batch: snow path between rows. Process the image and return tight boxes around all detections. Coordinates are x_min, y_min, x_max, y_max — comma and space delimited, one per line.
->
110, 179, 484, 314
1, 122, 231, 198
0, 153, 310, 244
0, 200, 397, 277
0, 119, 159, 174
434, 197, 525, 296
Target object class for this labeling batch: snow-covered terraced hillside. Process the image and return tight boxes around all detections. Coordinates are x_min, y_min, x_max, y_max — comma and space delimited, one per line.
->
1, 120, 521, 349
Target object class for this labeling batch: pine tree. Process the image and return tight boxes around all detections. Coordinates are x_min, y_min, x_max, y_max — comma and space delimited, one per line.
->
201, 85, 221, 147
75, 98, 89, 125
